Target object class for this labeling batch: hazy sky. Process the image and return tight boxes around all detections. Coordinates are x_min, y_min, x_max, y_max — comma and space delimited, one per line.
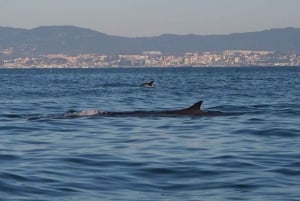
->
1, 0, 300, 36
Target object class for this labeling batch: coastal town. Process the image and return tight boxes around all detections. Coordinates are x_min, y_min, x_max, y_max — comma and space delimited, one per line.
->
1, 50, 300, 68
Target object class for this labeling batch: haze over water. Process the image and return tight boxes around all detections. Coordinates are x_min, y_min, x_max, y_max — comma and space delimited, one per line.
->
1, 67, 300, 200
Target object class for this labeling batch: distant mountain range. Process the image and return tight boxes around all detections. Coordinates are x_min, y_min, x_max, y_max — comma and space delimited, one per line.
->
1, 26, 300, 57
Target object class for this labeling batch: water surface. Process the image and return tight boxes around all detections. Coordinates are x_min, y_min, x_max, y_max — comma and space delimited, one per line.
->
1, 67, 300, 201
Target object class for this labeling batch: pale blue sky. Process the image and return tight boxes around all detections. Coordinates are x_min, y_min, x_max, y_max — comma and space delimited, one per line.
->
1, 0, 300, 36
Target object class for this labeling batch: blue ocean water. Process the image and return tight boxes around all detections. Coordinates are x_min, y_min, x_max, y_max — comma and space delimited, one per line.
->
0, 67, 300, 201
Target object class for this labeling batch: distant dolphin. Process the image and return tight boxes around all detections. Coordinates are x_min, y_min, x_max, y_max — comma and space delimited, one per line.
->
141, 80, 155, 87
63, 101, 222, 118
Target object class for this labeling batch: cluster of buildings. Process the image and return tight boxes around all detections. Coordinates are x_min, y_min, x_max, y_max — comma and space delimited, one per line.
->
1, 50, 300, 68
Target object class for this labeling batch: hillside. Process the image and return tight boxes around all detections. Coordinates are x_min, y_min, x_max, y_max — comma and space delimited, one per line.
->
1, 26, 300, 57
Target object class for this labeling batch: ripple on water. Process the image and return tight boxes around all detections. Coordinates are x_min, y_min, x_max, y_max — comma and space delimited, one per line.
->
252, 128, 300, 138
0, 154, 21, 161
1, 67, 300, 201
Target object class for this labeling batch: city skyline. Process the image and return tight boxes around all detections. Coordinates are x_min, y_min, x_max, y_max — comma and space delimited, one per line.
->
1, 0, 300, 37
3, 50, 300, 68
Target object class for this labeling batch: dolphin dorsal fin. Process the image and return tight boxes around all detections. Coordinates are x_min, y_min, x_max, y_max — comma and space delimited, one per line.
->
187, 101, 203, 111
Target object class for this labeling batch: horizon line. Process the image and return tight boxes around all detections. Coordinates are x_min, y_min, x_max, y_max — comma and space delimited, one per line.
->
1, 25, 299, 38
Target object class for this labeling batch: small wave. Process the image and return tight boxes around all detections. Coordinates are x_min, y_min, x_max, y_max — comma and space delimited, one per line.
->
98, 83, 138, 88
0, 114, 23, 119
27, 114, 58, 121
0, 179, 20, 194
0, 172, 29, 182
63, 109, 102, 118
252, 128, 300, 138
0, 154, 21, 161
27, 109, 103, 120
271, 168, 300, 176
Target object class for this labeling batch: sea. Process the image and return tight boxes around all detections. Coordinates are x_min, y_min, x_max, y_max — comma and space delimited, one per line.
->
0, 67, 300, 201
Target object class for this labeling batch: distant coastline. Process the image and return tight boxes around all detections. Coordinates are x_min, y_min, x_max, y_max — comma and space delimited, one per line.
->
1, 26, 300, 68
1, 50, 300, 68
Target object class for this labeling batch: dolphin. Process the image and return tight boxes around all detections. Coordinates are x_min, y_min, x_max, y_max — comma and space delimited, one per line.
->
63, 101, 222, 118
102, 101, 222, 117
141, 80, 155, 87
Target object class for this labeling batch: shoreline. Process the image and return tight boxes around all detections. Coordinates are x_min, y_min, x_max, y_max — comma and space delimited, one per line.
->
1, 65, 299, 69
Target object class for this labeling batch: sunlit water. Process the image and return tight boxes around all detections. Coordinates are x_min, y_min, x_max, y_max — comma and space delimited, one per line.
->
1, 67, 300, 201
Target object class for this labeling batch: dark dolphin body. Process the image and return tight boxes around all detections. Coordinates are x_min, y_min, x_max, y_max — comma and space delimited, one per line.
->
92, 101, 222, 117
141, 80, 155, 87
64, 101, 223, 118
